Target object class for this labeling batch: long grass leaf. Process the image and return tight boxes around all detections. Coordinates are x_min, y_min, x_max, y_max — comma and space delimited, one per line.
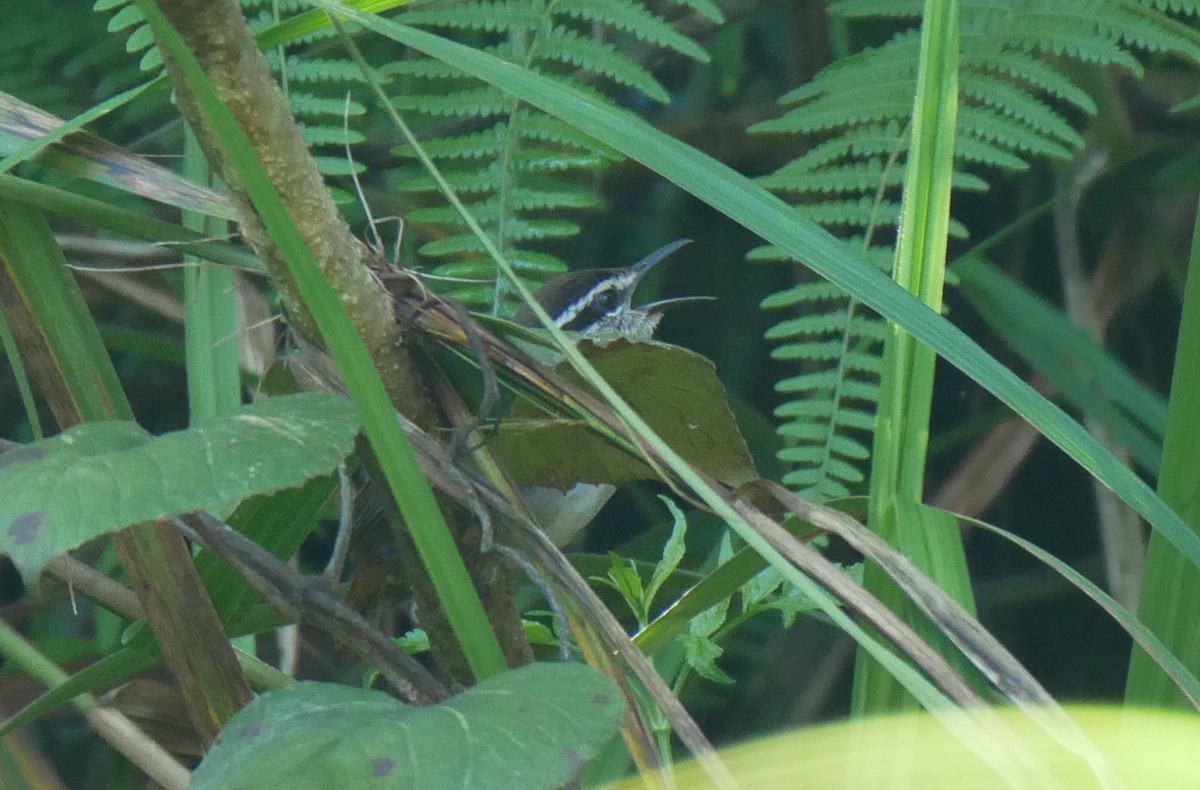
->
855, 0, 976, 714
301, 2, 1199, 583
1126, 189, 1200, 706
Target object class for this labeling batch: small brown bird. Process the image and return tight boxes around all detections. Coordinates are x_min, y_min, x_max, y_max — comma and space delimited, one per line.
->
512, 239, 703, 341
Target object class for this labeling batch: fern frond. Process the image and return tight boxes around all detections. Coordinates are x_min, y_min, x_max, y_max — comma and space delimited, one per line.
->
767, 314, 890, 344
398, 168, 506, 195
759, 281, 852, 307
795, 199, 901, 232
381, 58, 470, 79
533, 28, 670, 102
964, 50, 1097, 114
311, 155, 363, 177
299, 125, 366, 146
753, 0, 1200, 498
510, 112, 622, 159
554, 0, 711, 61
996, 21, 1145, 73
512, 147, 614, 170
506, 185, 603, 211
393, 128, 507, 160
826, 0, 920, 16
286, 93, 366, 118
388, 0, 708, 310
105, 3, 145, 34
418, 217, 581, 256
760, 161, 989, 196
961, 73, 1083, 146
392, 87, 511, 117
91, 0, 377, 182
958, 105, 1074, 159
396, 0, 545, 32
410, 203, 587, 231
275, 58, 370, 83
1146, 0, 1200, 14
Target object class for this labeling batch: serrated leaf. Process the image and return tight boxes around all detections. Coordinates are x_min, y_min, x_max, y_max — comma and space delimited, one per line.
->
0, 393, 359, 582
645, 496, 688, 608
191, 663, 624, 790
741, 565, 784, 609
491, 339, 755, 489
762, 580, 824, 629
598, 552, 645, 606
679, 632, 733, 685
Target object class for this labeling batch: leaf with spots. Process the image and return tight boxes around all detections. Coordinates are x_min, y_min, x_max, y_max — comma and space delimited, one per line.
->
0, 392, 360, 583
191, 662, 624, 790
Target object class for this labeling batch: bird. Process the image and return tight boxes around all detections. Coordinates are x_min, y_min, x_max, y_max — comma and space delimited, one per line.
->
512, 239, 699, 341
509, 239, 706, 545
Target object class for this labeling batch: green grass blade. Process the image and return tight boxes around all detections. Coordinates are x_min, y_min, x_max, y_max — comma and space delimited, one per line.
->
302, 2, 1200, 583
1126, 191, 1200, 707
181, 128, 241, 424
0, 201, 130, 421
952, 513, 1200, 708
0, 173, 260, 272
0, 81, 159, 175
956, 256, 1164, 473
0, 308, 43, 439
854, 0, 977, 714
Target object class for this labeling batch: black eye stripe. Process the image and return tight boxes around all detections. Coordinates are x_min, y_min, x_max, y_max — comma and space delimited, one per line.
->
561, 286, 621, 330
556, 281, 623, 327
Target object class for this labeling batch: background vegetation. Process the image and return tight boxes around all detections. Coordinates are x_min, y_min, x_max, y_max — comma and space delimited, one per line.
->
1, 0, 1200, 787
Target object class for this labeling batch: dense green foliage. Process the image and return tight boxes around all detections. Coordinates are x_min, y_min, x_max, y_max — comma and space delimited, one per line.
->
2, 0, 1200, 786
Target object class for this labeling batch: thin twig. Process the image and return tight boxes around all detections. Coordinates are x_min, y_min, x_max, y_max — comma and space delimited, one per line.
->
45, 555, 144, 621
175, 513, 447, 705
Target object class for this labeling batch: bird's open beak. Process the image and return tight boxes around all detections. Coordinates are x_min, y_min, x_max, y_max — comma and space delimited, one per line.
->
637, 294, 716, 315
630, 238, 693, 276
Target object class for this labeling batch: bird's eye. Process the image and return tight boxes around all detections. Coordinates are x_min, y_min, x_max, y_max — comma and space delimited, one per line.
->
562, 282, 624, 331
593, 288, 620, 313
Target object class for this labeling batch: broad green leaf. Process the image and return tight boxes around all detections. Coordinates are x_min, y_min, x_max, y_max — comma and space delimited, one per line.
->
191, 662, 624, 790
493, 339, 755, 488
0, 392, 359, 582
